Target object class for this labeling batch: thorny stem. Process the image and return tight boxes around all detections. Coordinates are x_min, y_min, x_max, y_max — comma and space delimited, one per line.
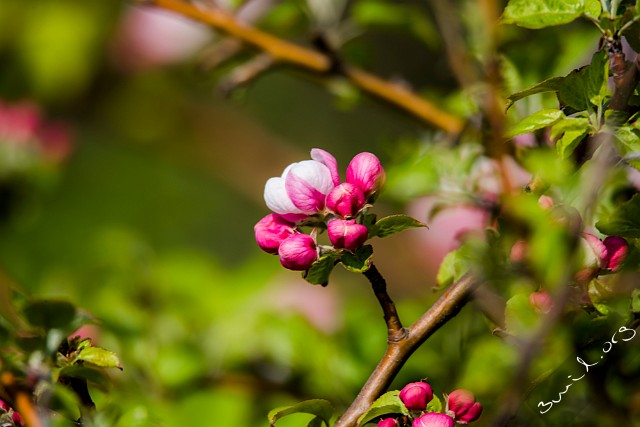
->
335, 273, 479, 427
148, 0, 464, 134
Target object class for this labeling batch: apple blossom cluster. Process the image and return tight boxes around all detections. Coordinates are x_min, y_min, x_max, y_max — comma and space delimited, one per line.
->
0, 400, 23, 427
377, 381, 482, 427
254, 149, 385, 271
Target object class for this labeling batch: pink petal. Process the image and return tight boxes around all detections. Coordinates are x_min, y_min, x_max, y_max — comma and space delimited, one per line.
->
264, 177, 305, 216
285, 160, 334, 213
311, 148, 341, 186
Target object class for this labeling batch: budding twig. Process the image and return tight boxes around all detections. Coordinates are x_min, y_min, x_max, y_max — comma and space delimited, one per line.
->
148, 0, 464, 133
335, 273, 479, 427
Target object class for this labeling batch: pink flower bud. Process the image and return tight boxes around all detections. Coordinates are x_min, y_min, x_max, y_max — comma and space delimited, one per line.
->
447, 389, 482, 423
377, 418, 399, 427
602, 236, 628, 271
311, 148, 340, 187
582, 233, 607, 269
254, 214, 295, 254
399, 381, 433, 411
529, 291, 553, 314
0, 399, 8, 412
326, 182, 366, 218
457, 402, 482, 424
413, 413, 454, 427
327, 219, 369, 251
278, 234, 318, 271
346, 152, 385, 197
12, 411, 23, 426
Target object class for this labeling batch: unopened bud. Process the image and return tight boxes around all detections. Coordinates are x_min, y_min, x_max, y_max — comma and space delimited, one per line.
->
377, 418, 399, 427
326, 182, 366, 218
447, 389, 482, 424
346, 152, 385, 197
412, 412, 454, 427
254, 214, 295, 254
529, 291, 553, 314
278, 234, 318, 271
399, 381, 433, 411
327, 219, 369, 251
603, 236, 627, 271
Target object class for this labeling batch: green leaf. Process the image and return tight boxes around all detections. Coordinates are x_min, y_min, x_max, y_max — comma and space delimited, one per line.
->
426, 394, 442, 413
268, 399, 333, 427
596, 194, 640, 237
304, 252, 340, 286
23, 299, 76, 331
341, 245, 374, 273
506, 77, 564, 110
508, 109, 564, 137
368, 215, 427, 239
436, 245, 472, 289
583, 0, 602, 18
357, 391, 408, 427
632, 289, 640, 313
614, 125, 640, 170
558, 50, 609, 110
505, 293, 540, 336
503, 0, 586, 29
550, 117, 591, 159
75, 346, 123, 370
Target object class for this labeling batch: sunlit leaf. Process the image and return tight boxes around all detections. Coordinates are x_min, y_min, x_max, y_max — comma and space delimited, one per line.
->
268, 399, 333, 427
75, 346, 122, 370
368, 215, 427, 239
508, 109, 564, 137
503, 0, 587, 29
550, 117, 591, 159
357, 391, 407, 427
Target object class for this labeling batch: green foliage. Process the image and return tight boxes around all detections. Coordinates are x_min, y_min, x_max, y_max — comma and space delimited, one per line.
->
596, 194, 640, 237
357, 391, 407, 426
367, 215, 427, 239
268, 399, 333, 427
502, 0, 601, 29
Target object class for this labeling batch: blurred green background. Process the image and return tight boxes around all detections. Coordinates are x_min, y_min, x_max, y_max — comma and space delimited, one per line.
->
2, 0, 637, 426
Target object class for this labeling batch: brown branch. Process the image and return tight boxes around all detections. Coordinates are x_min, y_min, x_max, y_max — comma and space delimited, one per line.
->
149, 0, 464, 134
335, 273, 479, 427
363, 264, 406, 343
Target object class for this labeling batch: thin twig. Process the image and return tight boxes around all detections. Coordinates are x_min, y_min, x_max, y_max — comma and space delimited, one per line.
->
363, 263, 406, 343
149, 0, 464, 133
335, 273, 479, 427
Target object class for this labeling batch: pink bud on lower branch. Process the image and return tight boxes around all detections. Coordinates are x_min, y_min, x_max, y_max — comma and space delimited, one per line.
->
602, 236, 627, 271
446, 389, 482, 424
412, 412, 454, 427
399, 381, 433, 411
377, 418, 399, 427
278, 233, 318, 270
327, 219, 369, 251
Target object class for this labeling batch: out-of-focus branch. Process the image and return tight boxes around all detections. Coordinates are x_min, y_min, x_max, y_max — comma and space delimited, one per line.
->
149, 0, 464, 134
335, 273, 479, 427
